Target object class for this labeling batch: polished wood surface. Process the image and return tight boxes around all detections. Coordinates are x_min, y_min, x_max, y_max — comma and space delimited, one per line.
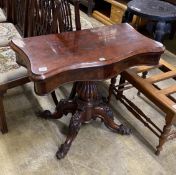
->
11, 23, 164, 159
11, 23, 164, 95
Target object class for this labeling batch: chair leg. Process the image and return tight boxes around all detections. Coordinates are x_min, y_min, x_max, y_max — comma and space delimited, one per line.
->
51, 91, 59, 106
155, 113, 174, 155
108, 75, 126, 104
0, 92, 8, 134
137, 71, 148, 96
107, 76, 117, 104
116, 75, 126, 99
69, 82, 77, 100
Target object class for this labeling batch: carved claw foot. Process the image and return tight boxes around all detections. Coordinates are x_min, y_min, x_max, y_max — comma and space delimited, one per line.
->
56, 143, 71, 159
116, 124, 132, 135
155, 149, 160, 156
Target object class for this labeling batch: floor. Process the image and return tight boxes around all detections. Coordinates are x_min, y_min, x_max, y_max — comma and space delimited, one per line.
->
0, 13, 176, 175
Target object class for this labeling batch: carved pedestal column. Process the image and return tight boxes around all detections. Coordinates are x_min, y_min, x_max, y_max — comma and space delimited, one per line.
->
40, 81, 131, 159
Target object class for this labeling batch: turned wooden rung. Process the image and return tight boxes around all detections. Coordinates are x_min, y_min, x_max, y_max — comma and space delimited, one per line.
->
112, 58, 176, 155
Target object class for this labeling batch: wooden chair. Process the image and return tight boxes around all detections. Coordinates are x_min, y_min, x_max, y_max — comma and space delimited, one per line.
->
109, 58, 176, 155
0, 0, 81, 134
0, 0, 30, 134
0, 0, 27, 47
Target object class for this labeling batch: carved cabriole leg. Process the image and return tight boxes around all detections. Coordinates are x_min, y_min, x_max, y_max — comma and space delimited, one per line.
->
108, 77, 117, 104
56, 81, 131, 159
56, 111, 83, 159
94, 105, 131, 135
41, 81, 131, 159
0, 91, 8, 134
38, 99, 77, 119
155, 113, 175, 155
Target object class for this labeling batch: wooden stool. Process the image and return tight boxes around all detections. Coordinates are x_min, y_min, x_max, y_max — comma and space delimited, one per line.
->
123, 0, 176, 42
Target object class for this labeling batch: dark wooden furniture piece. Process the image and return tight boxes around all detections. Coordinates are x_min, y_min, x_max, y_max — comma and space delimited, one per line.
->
10, 23, 164, 159
123, 0, 176, 42
0, 0, 81, 134
75, 0, 95, 16
110, 58, 176, 155
12, 0, 30, 37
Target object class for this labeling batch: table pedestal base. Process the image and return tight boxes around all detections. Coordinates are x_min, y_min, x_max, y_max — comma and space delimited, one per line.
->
39, 81, 131, 159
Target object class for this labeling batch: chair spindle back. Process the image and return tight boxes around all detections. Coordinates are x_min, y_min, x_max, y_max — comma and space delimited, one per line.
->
12, 0, 30, 37
27, 0, 81, 37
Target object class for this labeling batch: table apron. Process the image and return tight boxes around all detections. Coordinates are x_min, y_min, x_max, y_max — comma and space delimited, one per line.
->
33, 53, 161, 95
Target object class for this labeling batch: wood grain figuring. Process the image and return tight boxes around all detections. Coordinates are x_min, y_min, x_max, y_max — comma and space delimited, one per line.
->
11, 23, 164, 95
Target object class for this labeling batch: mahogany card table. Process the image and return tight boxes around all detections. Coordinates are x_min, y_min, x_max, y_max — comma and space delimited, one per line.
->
10, 23, 164, 159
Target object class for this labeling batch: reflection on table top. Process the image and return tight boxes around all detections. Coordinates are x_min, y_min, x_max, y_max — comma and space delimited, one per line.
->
10, 23, 164, 82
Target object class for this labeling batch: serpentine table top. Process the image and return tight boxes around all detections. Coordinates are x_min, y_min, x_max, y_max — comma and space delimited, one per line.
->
10, 23, 164, 95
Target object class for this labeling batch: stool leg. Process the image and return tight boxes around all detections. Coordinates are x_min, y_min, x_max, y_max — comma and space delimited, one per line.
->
122, 10, 133, 23
155, 113, 174, 155
169, 22, 176, 39
0, 92, 8, 134
155, 21, 167, 42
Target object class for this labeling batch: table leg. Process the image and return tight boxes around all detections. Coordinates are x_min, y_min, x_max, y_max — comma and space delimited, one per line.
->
39, 81, 131, 159
38, 99, 77, 119
56, 111, 83, 159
